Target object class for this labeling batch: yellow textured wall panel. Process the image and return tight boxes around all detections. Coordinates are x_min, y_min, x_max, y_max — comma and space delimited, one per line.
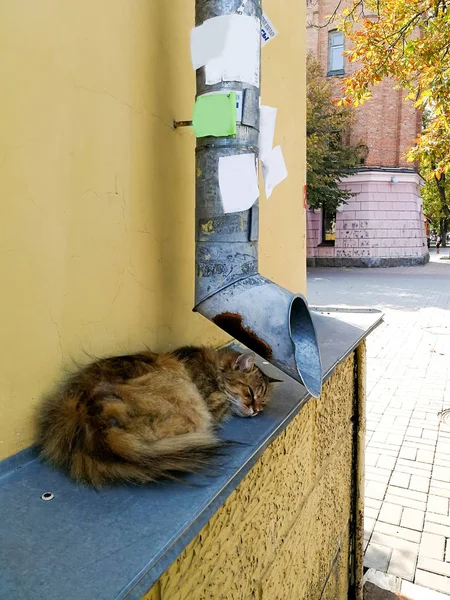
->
158, 400, 315, 600
259, 433, 352, 599
0, 0, 306, 458
143, 355, 357, 600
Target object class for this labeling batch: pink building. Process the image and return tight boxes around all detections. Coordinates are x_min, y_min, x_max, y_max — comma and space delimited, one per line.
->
306, 0, 428, 267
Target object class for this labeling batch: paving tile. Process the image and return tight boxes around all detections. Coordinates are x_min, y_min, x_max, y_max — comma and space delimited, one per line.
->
422, 429, 439, 441
364, 542, 392, 571
366, 452, 380, 467
418, 555, 450, 578
427, 495, 449, 516
390, 471, 411, 489
379, 502, 403, 526
400, 446, 418, 460
398, 458, 433, 473
377, 455, 398, 470
424, 520, 450, 538
402, 579, 450, 600
409, 475, 430, 493
415, 569, 450, 595
365, 506, 380, 520
388, 548, 417, 581
430, 480, 450, 492
396, 463, 433, 478
365, 516, 377, 540
408, 427, 424, 437
383, 493, 427, 512
366, 481, 388, 501
417, 449, 435, 464
374, 521, 421, 543
445, 539, 450, 562
366, 497, 383, 511
426, 513, 450, 528
419, 532, 445, 561
429, 485, 450, 499
433, 466, 450, 483
401, 508, 425, 532
371, 531, 419, 554
387, 485, 428, 503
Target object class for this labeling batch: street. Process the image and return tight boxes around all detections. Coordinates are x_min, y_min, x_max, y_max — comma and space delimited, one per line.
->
308, 249, 450, 596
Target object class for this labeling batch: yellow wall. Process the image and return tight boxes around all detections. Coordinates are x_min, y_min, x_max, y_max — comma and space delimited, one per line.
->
0, 0, 306, 459
142, 354, 358, 600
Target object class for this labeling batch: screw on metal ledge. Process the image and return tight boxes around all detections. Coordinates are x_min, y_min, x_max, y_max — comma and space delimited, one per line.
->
41, 492, 55, 501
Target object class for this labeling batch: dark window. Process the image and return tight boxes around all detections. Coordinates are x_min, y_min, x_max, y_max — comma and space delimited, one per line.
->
328, 30, 344, 75
322, 208, 336, 245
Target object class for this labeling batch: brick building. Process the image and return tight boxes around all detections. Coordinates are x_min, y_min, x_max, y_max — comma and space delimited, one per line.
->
306, 0, 429, 267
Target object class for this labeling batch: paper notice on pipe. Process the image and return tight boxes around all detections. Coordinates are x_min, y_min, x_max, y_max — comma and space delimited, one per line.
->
219, 153, 259, 214
192, 92, 237, 138
259, 105, 277, 161
261, 13, 278, 46
204, 15, 260, 88
262, 146, 288, 199
190, 16, 230, 70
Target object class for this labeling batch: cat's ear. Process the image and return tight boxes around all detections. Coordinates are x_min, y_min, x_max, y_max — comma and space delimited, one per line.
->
233, 353, 255, 372
267, 376, 283, 384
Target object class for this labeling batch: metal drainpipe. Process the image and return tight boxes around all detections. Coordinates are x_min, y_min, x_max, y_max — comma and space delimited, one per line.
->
194, 0, 323, 398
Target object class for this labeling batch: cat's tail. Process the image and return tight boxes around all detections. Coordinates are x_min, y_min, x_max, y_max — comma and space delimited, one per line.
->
100, 428, 223, 485
36, 383, 222, 487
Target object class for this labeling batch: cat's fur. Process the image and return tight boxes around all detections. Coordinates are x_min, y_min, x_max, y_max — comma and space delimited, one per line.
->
36, 346, 276, 486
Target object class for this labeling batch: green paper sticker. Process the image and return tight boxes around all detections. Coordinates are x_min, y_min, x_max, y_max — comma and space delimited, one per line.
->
193, 92, 237, 138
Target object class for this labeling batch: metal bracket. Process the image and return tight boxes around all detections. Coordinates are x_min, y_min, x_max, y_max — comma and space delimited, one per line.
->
173, 120, 193, 129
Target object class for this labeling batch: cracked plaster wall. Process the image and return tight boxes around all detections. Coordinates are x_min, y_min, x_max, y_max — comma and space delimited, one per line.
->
0, 0, 306, 459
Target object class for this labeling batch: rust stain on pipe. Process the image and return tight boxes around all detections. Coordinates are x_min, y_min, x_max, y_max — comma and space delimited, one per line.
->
213, 312, 273, 360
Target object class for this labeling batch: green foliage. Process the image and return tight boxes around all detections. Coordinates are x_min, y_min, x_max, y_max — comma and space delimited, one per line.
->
422, 169, 450, 240
306, 53, 360, 211
339, 0, 450, 179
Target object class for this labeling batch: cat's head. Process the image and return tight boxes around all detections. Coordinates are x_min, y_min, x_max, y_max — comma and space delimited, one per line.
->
219, 350, 281, 418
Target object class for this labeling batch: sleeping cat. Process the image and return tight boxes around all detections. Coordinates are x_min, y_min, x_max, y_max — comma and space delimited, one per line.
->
36, 346, 278, 486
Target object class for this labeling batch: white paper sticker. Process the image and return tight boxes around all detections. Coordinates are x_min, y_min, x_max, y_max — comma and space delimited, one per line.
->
259, 105, 277, 161
219, 153, 259, 214
204, 15, 260, 88
190, 16, 231, 70
262, 146, 288, 199
261, 13, 278, 47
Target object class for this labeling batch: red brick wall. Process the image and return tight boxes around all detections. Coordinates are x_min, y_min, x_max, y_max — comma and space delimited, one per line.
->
306, 0, 421, 169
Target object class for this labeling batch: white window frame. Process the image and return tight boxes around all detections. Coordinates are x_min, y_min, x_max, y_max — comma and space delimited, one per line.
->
328, 30, 344, 75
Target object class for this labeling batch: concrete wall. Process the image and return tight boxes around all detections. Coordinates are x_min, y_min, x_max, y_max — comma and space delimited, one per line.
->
142, 352, 362, 600
0, 0, 306, 460
307, 171, 428, 267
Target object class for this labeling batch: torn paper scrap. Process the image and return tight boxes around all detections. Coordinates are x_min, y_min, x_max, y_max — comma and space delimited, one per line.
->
219, 153, 259, 214
262, 146, 288, 199
193, 92, 237, 138
205, 15, 260, 88
261, 13, 278, 47
190, 16, 231, 70
259, 105, 277, 161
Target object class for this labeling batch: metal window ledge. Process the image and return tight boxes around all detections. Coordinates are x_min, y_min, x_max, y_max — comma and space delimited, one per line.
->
0, 307, 382, 600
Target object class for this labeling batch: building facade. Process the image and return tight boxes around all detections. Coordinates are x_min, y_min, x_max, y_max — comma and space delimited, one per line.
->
306, 0, 429, 267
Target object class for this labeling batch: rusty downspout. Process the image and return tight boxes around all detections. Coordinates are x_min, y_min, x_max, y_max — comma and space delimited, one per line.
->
193, 0, 322, 398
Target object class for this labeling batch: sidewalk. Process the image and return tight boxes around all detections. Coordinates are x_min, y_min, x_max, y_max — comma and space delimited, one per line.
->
308, 251, 450, 595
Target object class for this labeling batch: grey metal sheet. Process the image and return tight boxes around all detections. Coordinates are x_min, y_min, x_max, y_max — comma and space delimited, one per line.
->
0, 308, 382, 600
